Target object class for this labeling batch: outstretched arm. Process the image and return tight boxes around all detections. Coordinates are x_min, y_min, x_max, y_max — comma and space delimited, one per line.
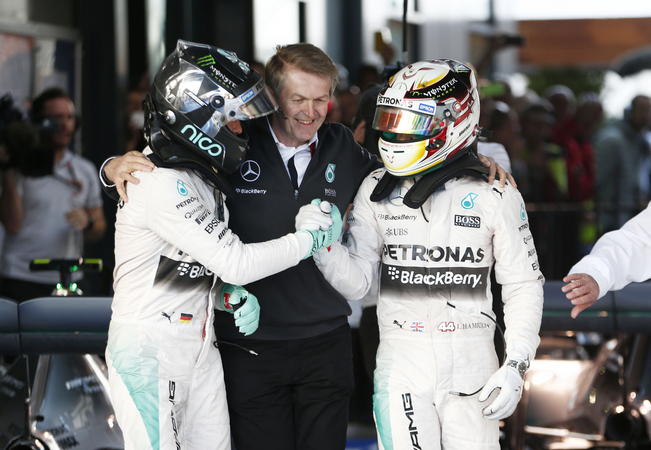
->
561, 201, 651, 317
562, 273, 599, 319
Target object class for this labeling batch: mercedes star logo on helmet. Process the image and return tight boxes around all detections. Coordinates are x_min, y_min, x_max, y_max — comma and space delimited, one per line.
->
240, 160, 261, 182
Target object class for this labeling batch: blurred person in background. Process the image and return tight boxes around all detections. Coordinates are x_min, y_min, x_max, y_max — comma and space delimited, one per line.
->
543, 84, 576, 143
352, 83, 383, 157
552, 92, 604, 258
0, 87, 105, 301
124, 86, 148, 153
518, 101, 576, 279
519, 101, 567, 204
552, 92, 603, 203
593, 95, 651, 233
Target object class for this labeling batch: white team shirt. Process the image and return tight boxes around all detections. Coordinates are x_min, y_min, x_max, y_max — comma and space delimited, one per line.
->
569, 200, 651, 299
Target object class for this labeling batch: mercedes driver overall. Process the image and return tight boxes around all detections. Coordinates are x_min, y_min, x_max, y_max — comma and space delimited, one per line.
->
310, 60, 544, 450
106, 40, 341, 450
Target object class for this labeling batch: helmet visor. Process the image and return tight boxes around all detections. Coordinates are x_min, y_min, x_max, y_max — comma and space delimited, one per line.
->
156, 60, 277, 139
224, 85, 278, 121
372, 106, 445, 137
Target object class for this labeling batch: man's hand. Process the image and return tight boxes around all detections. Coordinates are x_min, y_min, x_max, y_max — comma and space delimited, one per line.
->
220, 284, 261, 336
478, 153, 516, 189
296, 199, 343, 259
562, 273, 600, 319
104, 151, 154, 202
65, 208, 93, 231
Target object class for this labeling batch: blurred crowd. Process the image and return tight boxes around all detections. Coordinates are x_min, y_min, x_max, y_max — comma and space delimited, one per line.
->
325, 62, 651, 281
2, 39, 651, 448
4, 49, 651, 290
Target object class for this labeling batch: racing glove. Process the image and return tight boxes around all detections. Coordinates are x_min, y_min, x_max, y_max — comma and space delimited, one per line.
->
295, 200, 334, 231
295, 199, 343, 259
478, 341, 533, 420
218, 284, 260, 336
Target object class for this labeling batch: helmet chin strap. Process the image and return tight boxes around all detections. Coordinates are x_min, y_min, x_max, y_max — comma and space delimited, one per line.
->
371, 140, 489, 209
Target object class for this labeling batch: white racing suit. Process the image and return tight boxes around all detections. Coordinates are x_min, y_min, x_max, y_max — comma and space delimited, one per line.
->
316, 169, 544, 450
107, 149, 307, 450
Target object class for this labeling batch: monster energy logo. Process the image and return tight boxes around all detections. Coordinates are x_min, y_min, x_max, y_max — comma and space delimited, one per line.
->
197, 55, 215, 67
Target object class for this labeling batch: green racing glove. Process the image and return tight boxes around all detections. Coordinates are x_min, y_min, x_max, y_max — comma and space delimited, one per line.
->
295, 199, 343, 259
219, 284, 260, 336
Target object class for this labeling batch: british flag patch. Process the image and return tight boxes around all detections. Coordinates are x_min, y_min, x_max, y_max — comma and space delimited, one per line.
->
410, 322, 424, 332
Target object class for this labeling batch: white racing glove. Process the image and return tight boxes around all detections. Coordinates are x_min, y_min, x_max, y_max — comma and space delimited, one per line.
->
478, 341, 533, 420
218, 284, 260, 336
295, 201, 334, 231
295, 199, 343, 259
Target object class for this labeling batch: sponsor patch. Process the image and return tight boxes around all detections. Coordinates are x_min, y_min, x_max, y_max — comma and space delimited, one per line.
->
240, 160, 261, 182
418, 103, 435, 114
382, 265, 489, 298
204, 218, 220, 234
385, 228, 408, 237
326, 164, 336, 183
153, 256, 214, 291
195, 209, 211, 225
383, 244, 485, 263
461, 192, 478, 209
235, 188, 267, 194
401, 393, 421, 448
454, 214, 480, 228
378, 213, 418, 221
176, 197, 198, 209
184, 205, 205, 219
177, 180, 188, 196
241, 88, 255, 102
197, 55, 215, 67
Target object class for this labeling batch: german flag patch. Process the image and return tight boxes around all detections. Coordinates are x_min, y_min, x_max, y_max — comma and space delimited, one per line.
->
180, 313, 193, 323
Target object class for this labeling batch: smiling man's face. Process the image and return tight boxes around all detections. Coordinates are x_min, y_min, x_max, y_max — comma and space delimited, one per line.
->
270, 67, 331, 148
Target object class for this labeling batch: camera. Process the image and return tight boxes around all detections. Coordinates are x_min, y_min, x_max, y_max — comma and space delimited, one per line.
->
0, 93, 58, 177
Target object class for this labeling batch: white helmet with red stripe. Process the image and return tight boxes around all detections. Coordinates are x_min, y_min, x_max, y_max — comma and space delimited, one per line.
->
372, 59, 480, 177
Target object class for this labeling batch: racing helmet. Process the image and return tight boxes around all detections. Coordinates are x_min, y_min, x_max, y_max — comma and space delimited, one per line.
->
372, 59, 480, 177
146, 39, 277, 174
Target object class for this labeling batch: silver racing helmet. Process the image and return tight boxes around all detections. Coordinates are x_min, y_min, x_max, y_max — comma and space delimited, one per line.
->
145, 39, 277, 174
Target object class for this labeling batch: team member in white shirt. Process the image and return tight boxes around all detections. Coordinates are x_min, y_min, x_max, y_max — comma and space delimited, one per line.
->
563, 201, 651, 318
